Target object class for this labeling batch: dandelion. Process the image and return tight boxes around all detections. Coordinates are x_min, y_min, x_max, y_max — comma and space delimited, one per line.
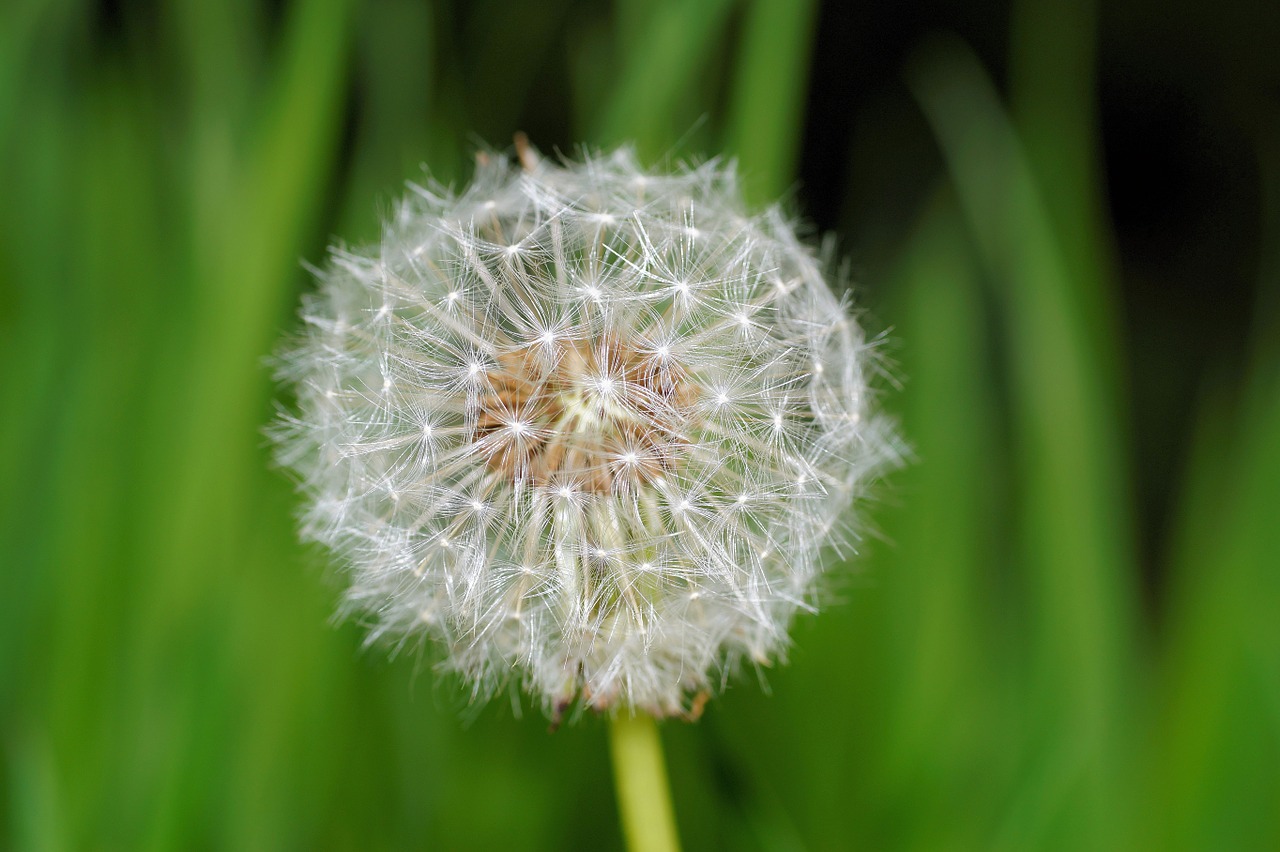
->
272, 141, 898, 722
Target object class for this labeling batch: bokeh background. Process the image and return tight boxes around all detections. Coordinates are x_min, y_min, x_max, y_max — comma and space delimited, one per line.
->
2, 0, 1278, 849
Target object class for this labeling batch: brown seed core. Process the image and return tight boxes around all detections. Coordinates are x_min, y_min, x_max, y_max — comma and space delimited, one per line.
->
475, 335, 699, 494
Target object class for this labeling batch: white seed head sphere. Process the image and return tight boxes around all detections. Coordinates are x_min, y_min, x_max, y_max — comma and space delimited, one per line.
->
274, 146, 898, 719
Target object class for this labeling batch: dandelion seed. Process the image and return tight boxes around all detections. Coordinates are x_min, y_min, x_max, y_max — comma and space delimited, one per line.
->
272, 144, 899, 719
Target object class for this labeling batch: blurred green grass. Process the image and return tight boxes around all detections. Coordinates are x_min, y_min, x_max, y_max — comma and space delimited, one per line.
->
1, 0, 1277, 849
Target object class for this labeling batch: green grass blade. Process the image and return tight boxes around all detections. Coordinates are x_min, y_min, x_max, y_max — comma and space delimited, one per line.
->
908, 37, 1138, 848
1008, 0, 1120, 366
586, 0, 737, 158
1149, 123, 1280, 851
721, 0, 818, 204
874, 200, 1012, 849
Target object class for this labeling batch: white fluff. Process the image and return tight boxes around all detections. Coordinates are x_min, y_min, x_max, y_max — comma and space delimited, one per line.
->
273, 147, 899, 718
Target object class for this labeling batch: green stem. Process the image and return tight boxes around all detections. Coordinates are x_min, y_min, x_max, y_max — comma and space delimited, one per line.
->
608, 712, 682, 852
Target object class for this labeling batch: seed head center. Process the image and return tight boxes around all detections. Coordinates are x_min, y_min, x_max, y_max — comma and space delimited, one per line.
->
476, 335, 698, 494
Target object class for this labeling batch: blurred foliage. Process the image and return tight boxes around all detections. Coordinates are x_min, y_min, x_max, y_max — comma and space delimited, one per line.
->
1, 0, 1277, 849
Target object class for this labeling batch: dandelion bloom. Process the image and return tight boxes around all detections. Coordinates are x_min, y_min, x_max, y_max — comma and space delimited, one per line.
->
273, 145, 898, 718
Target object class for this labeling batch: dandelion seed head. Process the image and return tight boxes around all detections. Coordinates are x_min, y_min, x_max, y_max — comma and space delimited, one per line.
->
273, 145, 900, 719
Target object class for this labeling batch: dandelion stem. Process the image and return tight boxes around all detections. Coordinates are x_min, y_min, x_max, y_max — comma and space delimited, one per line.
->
608, 712, 682, 852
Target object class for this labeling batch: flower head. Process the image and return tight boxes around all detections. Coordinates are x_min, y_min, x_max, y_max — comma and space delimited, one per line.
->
274, 145, 898, 718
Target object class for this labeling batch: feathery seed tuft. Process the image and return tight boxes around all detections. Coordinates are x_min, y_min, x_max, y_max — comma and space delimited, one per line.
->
273, 146, 899, 719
